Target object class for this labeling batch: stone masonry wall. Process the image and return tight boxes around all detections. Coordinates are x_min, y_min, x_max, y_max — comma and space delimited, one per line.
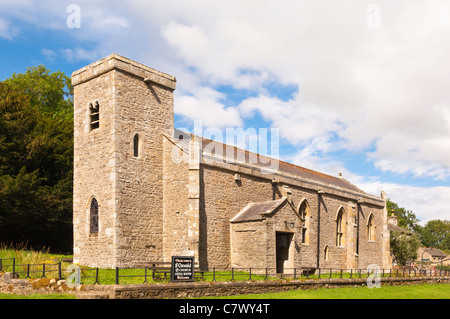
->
72, 54, 176, 268
162, 137, 191, 260
113, 69, 174, 267
200, 163, 387, 270
72, 68, 117, 268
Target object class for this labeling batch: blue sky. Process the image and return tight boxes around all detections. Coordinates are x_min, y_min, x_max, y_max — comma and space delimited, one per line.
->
1, 0, 449, 224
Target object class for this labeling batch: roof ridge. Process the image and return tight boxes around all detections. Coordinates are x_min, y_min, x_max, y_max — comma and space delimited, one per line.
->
196, 134, 370, 196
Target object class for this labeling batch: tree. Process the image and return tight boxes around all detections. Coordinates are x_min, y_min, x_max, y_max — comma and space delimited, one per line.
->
3, 65, 73, 118
390, 231, 421, 266
420, 219, 450, 251
0, 66, 73, 252
386, 198, 421, 232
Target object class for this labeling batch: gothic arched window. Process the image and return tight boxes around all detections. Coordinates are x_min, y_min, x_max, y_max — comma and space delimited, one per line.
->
336, 208, 344, 247
299, 200, 310, 244
90, 197, 99, 234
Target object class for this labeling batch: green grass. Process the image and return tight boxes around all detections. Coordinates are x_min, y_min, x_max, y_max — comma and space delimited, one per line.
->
200, 283, 450, 299
0, 292, 76, 299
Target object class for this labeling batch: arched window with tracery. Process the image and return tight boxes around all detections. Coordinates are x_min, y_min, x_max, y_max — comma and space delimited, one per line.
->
336, 208, 344, 247
90, 197, 99, 234
299, 200, 310, 244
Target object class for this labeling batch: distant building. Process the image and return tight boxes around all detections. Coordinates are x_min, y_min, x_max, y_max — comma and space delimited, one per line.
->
417, 247, 447, 264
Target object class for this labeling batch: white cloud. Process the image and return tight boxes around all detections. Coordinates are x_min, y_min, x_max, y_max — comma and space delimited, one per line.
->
174, 88, 242, 128
358, 181, 450, 226
0, 18, 18, 40
62, 47, 102, 62
157, 0, 450, 181
41, 48, 56, 61
2, 0, 449, 221
288, 149, 450, 225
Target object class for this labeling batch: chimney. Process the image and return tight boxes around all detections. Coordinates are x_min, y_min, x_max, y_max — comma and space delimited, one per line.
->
387, 209, 398, 226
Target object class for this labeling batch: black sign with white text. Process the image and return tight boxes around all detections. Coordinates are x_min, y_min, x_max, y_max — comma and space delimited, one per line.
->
171, 256, 195, 282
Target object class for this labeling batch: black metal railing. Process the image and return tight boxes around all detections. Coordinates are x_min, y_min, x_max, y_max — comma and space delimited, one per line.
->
1, 258, 448, 286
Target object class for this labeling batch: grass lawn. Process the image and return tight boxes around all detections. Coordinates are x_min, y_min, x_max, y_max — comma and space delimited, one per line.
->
0, 293, 76, 299
202, 283, 450, 299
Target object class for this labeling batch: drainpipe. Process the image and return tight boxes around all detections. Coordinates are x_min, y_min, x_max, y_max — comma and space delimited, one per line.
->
356, 201, 361, 256
317, 190, 324, 269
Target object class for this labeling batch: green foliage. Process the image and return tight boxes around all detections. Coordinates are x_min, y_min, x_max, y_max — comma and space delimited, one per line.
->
419, 219, 450, 251
0, 66, 73, 252
386, 198, 420, 232
386, 198, 450, 253
3, 65, 73, 119
390, 231, 421, 266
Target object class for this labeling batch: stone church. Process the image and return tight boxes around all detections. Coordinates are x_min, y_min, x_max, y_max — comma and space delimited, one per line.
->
72, 53, 392, 271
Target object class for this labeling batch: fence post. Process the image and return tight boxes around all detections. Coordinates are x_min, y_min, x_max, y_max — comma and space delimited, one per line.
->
249, 268, 252, 281
12, 258, 15, 278
26, 264, 30, 279
42, 263, 46, 278
95, 268, 100, 285
0, 258, 2, 272
58, 262, 62, 279
213, 268, 216, 282
265, 268, 268, 281
231, 267, 234, 281
115, 267, 119, 285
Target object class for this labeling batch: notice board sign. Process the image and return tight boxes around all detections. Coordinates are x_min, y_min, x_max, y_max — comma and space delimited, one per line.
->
171, 256, 195, 282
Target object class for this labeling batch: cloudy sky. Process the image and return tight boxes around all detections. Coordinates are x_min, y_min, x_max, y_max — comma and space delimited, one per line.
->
1, 0, 449, 224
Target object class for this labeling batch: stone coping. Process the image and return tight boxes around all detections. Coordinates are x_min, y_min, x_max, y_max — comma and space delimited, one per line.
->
78, 276, 450, 299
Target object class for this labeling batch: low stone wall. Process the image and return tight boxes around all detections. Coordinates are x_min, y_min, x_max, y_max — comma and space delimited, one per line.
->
77, 276, 450, 299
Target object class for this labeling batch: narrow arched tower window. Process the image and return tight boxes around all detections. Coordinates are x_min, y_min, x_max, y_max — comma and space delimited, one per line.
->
324, 245, 329, 261
90, 197, 99, 234
133, 133, 139, 157
368, 214, 375, 241
89, 101, 100, 131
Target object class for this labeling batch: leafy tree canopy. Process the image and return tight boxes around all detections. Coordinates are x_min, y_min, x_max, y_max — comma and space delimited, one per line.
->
386, 198, 421, 233
0, 66, 73, 252
420, 219, 450, 251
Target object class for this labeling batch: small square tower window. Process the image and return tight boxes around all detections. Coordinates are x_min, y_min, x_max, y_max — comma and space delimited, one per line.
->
89, 101, 100, 131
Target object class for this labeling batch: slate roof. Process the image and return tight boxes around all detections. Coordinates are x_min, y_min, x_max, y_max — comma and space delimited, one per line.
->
387, 223, 413, 234
421, 248, 447, 258
230, 197, 288, 223
169, 131, 373, 197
